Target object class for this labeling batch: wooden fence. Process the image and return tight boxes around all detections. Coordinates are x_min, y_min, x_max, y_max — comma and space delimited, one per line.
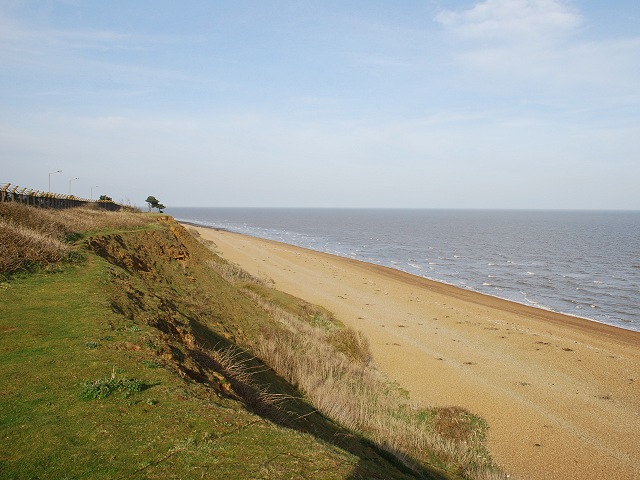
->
1, 183, 122, 211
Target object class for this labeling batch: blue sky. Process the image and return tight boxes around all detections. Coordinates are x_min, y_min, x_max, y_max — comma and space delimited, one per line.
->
1, 0, 639, 209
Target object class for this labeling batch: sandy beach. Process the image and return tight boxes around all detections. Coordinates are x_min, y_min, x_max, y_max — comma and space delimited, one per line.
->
189, 225, 640, 480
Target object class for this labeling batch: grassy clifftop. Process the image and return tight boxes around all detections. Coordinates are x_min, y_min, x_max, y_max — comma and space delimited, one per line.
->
0, 204, 505, 479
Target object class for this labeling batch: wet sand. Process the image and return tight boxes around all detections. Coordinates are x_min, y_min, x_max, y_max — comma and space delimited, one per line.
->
188, 225, 640, 480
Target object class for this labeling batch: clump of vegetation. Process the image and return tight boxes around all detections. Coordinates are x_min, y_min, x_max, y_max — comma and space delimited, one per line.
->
81, 370, 147, 400
206, 258, 271, 285
0, 220, 71, 274
0, 202, 151, 276
328, 328, 372, 366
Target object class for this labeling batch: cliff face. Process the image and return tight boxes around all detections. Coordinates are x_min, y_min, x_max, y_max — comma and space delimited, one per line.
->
86, 218, 268, 396
87, 218, 191, 277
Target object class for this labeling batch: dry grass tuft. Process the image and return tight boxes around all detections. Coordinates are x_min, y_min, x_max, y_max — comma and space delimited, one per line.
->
207, 346, 288, 418
0, 222, 70, 274
206, 259, 267, 285
328, 328, 372, 366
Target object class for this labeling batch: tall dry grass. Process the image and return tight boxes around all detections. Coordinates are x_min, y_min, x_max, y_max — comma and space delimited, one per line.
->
243, 289, 507, 479
207, 346, 288, 419
0, 222, 70, 274
206, 259, 272, 286
0, 202, 151, 275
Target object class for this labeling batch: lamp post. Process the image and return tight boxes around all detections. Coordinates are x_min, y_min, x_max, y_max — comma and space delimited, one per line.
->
91, 185, 99, 200
68, 177, 79, 195
48, 170, 62, 192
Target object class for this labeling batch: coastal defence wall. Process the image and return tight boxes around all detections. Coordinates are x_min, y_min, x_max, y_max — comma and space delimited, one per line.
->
1, 183, 122, 211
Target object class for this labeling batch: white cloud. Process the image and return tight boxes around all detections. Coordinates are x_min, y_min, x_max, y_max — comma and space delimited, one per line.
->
435, 0, 583, 41
434, 0, 640, 98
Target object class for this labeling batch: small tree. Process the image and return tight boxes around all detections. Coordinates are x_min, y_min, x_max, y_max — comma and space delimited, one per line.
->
145, 195, 158, 211
99, 194, 113, 201
145, 195, 165, 213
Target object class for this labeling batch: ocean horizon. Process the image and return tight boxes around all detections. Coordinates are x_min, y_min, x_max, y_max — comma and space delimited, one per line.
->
169, 207, 640, 333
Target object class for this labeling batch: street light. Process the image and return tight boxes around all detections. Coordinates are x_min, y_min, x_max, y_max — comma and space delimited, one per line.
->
68, 177, 79, 195
48, 170, 62, 192
91, 185, 99, 200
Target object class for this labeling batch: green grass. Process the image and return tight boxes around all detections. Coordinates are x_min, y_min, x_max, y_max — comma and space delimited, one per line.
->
0, 253, 415, 479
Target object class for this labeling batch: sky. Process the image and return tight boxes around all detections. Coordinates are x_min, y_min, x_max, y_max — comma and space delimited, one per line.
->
1, 0, 639, 210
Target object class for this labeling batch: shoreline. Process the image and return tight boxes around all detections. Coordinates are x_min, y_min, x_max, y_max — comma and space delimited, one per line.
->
178, 220, 636, 335
186, 224, 640, 480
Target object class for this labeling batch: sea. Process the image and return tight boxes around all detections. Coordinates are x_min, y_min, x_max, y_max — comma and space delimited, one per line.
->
169, 208, 640, 333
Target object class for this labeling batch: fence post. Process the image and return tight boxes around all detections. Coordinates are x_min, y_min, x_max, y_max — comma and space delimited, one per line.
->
1, 183, 9, 202
9, 185, 19, 202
